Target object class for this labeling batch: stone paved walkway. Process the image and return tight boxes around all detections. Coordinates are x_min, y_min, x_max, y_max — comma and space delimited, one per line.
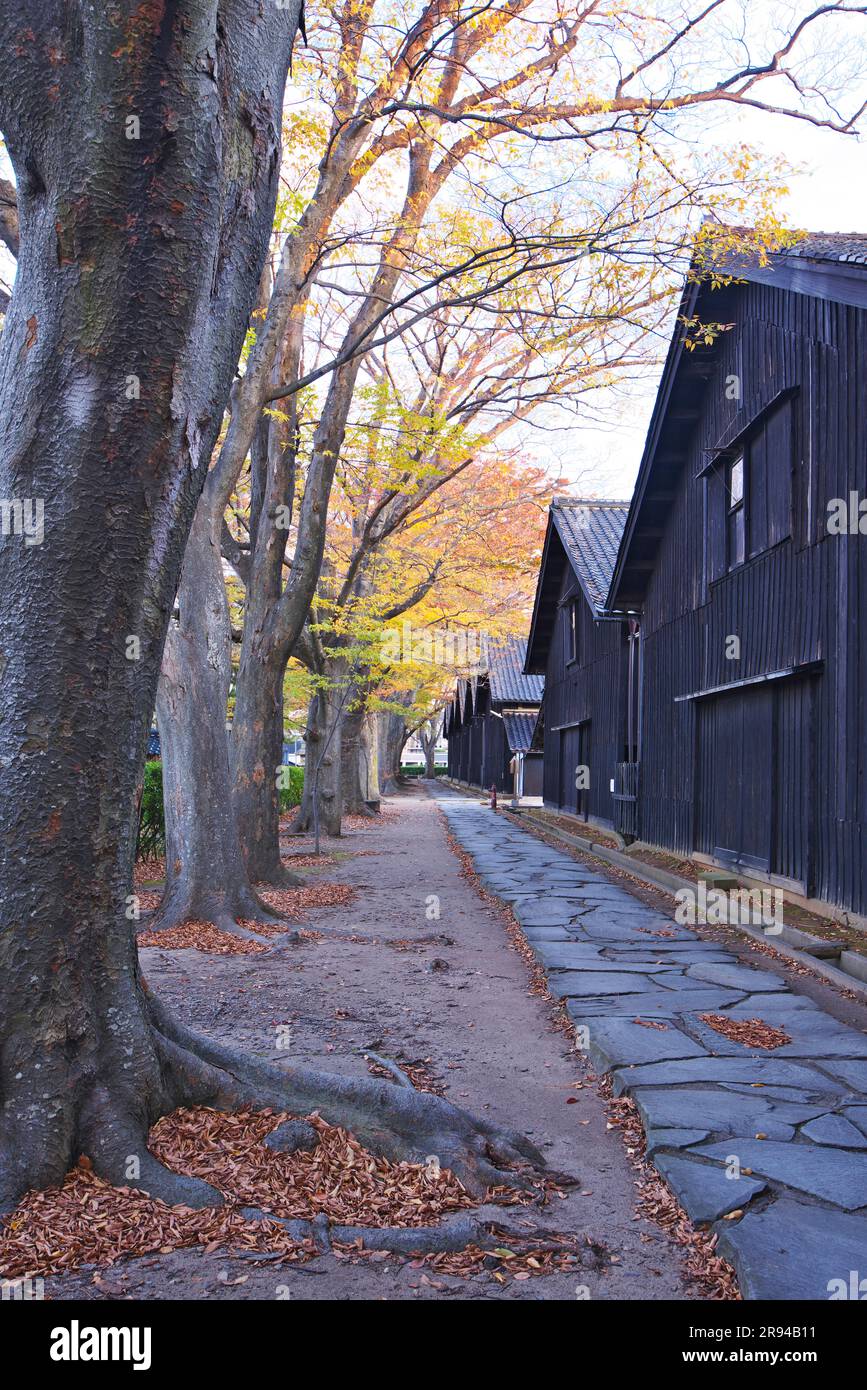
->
436, 789, 867, 1300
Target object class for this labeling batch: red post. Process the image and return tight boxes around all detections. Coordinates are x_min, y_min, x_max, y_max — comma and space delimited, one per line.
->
490, 783, 497, 809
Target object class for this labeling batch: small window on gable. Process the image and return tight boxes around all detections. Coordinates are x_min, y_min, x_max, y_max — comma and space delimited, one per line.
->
727, 450, 745, 570
568, 599, 578, 663
707, 394, 796, 585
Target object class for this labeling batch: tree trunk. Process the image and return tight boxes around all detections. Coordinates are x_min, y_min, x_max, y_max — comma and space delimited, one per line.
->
340, 703, 379, 817
294, 684, 344, 838
418, 713, 443, 779
154, 506, 284, 941
361, 708, 381, 806
379, 712, 408, 794
230, 639, 302, 885
0, 0, 549, 1218
229, 158, 442, 877
0, 0, 302, 1210
423, 739, 438, 778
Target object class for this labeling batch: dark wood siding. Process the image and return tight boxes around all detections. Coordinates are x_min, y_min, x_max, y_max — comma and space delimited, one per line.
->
446, 687, 537, 793
541, 567, 628, 826
696, 686, 775, 873
636, 279, 867, 914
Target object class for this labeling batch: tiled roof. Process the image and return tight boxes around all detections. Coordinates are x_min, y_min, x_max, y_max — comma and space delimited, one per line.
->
487, 635, 543, 705
502, 710, 538, 753
713, 227, 867, 268
551, 498, 629, 609
777, 231, 867, 266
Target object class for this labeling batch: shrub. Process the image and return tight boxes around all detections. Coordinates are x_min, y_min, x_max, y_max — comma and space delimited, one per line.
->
136, 759, 165, 860
279, 764, 305, 810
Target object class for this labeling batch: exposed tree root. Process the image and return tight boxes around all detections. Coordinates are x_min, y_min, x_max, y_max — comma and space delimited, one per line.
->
147, 995, 556, 1199
236, 1202, 567, 1257
78, 1089, 224, 1210
360, 1049, 415, 1089
288, 808, 315, 837
0, 990, 570, 1274
262, 1118, 319, 1153
213, 915, 297, 947
258, 866, 306, 889
141, 882, 299, 948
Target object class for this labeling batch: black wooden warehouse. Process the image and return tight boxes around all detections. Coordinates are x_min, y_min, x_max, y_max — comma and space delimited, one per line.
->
524, 499, 631, 828
444, 636, 543, 795
536, 230, 867, 918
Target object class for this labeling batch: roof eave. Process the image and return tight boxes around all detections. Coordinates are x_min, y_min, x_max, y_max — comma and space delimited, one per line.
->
719, 251, 867, 313
523, 512, 560, 674
606, 275, 700, 611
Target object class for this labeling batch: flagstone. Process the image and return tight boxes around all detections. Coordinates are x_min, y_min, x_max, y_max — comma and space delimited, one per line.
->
655, 1153, 766, 1223
800, 1113, 867, 1148
694, 1139, 867, 1209
631, 1086, 826, 1141
715, 1199, 867, 1300
581, 1017, 707, 1069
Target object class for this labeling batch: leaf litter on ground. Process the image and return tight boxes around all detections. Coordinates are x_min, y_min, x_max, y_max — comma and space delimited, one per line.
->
0, 1107, 575, 1284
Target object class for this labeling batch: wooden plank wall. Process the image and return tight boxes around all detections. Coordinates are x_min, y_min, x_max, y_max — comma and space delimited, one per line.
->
639, 281, 867, 913
445, 690, 514, 792
542, 566, 628, 826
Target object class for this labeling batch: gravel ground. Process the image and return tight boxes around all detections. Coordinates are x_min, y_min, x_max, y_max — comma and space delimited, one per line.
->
42, 783, 695, 1302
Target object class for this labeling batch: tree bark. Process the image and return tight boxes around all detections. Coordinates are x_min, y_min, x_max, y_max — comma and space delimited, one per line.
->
0, 0, 302, 1209
0, 1, 550, 1218
230, 638, 302, 884
293, 683, 344, 838
340, 702, 380, 816
154, 505, 285, 940
231, 146, 443, 874
360, 708, 381, 807
422, 737, 438, 779
379, 711, 408, 794
229, 382, 357, 868
418, 714, 442, 779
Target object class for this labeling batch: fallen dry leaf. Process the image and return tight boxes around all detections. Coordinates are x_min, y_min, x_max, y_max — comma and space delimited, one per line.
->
698, 1014, 792, 1050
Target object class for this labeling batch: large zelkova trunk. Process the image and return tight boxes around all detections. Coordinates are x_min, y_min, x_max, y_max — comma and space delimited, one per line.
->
379, 713, 408, 794
232, 157, 442, 878
294, 685, 345, 838
0, 1, 302, 1210
423, 738, 438, 779
154, 507, 282, 941
377, 711, 395, 794
361, 709, 381, 805
340, 704, 380, 817
230, 642, 303, 885
420, 714, 443, 778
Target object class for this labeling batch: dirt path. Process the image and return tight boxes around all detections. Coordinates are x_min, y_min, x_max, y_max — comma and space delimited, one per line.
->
45, 784, 693, 1301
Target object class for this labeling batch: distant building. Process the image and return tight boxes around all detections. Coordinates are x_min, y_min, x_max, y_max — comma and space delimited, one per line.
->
401, 732, 447, 768
524, 499, 630, 828
445, 636, 543, 796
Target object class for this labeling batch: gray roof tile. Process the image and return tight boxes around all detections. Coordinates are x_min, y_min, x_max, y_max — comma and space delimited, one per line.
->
502, 710, 538, 752
552, 498, 629, 609
487, 635, 543, 705
778, 231, 867, 265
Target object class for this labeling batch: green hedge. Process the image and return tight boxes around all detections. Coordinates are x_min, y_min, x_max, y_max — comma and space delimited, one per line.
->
136, 759, 165, 860
279, 763, 305, 810
136, 759, 305, 860
401, 764, 444, 777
